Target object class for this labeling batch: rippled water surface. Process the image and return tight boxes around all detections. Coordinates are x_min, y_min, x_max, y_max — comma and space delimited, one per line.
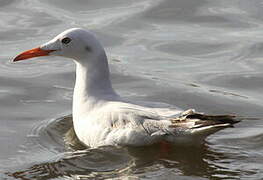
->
1, 0, 263, 179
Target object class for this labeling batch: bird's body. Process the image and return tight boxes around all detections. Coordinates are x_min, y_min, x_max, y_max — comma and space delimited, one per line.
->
13, 28, 239, 148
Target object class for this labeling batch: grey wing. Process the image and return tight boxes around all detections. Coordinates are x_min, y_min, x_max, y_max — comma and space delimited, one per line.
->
109, 105, 238, 144
140, 109, 239, 139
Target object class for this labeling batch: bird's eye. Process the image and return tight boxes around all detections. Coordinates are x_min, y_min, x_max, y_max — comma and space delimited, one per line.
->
61, 37, 71, 44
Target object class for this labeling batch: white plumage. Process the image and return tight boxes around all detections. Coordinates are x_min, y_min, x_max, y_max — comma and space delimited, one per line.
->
13, 28, 238, 148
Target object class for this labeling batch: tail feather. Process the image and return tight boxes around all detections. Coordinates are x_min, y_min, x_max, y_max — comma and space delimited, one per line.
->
169, 109, 240, 133
164, 109, 240, 144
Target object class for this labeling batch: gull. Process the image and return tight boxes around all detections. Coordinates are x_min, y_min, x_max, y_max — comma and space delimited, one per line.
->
13, 28, 238, 148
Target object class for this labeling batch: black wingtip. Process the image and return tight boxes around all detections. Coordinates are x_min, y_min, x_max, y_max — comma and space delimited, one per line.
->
187, 113, 240, 126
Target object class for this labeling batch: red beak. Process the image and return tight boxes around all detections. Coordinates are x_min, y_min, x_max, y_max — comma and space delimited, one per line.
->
13, 47, 55, 62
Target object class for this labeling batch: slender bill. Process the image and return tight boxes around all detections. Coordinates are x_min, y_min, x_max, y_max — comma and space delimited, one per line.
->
13, 47, 55, 62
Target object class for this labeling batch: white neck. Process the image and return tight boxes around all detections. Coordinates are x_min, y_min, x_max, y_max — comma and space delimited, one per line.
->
72, 51, 119, 116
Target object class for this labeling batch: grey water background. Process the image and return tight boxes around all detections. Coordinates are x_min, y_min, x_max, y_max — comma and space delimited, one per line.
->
0, 0, 263, 179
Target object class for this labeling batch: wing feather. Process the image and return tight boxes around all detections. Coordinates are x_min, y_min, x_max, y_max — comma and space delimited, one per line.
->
103, 103, 238, 142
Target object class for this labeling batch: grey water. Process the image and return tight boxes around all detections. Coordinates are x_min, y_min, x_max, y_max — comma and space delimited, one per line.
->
0, 0, 263, 179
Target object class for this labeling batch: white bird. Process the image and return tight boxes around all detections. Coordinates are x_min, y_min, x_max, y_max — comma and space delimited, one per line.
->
13, 28, 238, 148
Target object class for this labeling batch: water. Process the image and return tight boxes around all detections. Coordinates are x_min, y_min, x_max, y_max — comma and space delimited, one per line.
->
0, 0, 263, 179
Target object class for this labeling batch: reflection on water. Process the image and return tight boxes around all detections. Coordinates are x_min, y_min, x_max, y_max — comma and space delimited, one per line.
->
7, 147, 134, 180
1, 0, 263, 179
2, 116, 258, 179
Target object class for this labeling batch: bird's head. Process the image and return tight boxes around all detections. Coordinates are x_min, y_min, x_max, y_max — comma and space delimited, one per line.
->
13, 28, 104, 62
